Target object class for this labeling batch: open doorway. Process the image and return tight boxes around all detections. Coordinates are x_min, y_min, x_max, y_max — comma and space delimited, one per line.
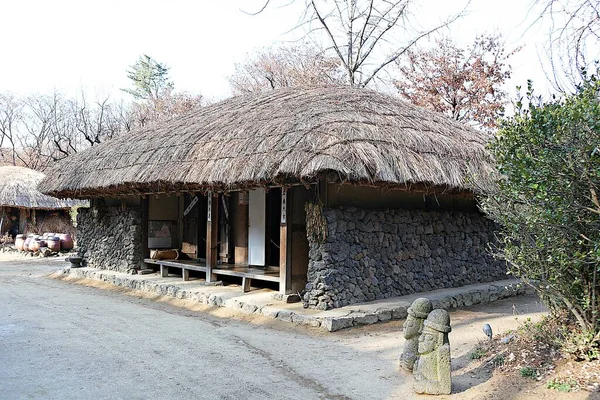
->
247, 188, 281, 268
181, 193, 206, 260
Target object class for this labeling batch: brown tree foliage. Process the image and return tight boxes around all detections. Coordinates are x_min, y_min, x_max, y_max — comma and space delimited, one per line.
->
228, 44, 345, 94
394, 35, 515, 131
131, 90, 203, 127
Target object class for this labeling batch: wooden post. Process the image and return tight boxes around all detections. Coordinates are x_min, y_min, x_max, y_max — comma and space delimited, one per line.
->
279, 188, 292, 294
234, 191, 249, 265
141, 196, 150, 261
206, 192, 218, 282
178, 195, 184, 249
196, 193, 204, 260
19, 208, 27, 233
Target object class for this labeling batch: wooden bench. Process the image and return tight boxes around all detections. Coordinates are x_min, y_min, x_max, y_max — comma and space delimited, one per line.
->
144, 259, 280, 292
212, 266, 280, 292
144, 259, 207, 281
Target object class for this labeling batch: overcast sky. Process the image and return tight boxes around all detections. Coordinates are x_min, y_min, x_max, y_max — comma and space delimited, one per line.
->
0, 0, 553, 102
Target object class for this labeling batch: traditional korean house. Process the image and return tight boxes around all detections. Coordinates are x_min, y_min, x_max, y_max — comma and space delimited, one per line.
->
0, 166, 85, 237
39, 87, 505, 310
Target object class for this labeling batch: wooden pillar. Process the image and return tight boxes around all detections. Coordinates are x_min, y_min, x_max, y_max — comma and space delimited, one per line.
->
234, 191, 249, 265
279, 188, 292, 294
206, 192, 219, 282
178, 194, 184, 249
141, 196, 150, 260
19, 208, 27, 233
195, 193, 205, 260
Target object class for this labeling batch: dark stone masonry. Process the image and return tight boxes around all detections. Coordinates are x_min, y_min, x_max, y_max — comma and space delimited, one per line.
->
303, 207, 507, 310
77, 203, 143, 273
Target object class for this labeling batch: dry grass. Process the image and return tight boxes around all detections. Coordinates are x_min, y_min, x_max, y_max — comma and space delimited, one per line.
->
0, 166, 86, 209
38, 86, 497, 198
471, 315, 600, 393
34, 214, 75, 236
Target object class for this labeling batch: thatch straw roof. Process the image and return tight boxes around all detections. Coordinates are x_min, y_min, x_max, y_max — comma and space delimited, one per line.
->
0, 166, 86, 209
39, 86, 496, 198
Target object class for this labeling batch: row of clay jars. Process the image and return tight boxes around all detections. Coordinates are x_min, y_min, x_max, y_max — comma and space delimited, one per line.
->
15, 233, 73, 252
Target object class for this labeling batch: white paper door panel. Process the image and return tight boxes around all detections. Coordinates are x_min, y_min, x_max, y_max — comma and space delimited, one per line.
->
248, 189, 266, 266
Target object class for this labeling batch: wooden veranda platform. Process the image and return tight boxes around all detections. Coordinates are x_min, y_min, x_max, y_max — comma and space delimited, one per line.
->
143, 258, 280, 292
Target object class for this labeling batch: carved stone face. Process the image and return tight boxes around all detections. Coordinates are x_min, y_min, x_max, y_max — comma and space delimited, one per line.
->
418, 326, 439, 355
403, 315, 421, 339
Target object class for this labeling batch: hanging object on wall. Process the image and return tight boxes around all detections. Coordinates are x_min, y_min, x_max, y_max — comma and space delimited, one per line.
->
238, 191, 249, 205
184, 196, 199, 217
281, 189, 287, 225
306, 201, 327, 244
207, 192, 212, 222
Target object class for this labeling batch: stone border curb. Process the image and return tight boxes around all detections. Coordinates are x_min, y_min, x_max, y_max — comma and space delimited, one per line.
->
60, 267, 533, 332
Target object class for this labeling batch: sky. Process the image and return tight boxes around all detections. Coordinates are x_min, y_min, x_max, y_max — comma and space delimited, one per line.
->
0, 0, 555, 102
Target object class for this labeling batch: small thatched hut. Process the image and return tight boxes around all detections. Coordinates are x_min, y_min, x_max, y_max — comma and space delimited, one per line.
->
39, 86, 505, 309
0, 166, 86, 237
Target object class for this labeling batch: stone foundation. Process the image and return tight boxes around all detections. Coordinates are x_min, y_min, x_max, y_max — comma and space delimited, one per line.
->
62, 267, 529, 331
77, 202, 143, 273
304, 207, 507, 310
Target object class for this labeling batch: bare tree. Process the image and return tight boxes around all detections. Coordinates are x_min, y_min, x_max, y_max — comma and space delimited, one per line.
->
17, 92, 66, 170
69, 92, 127, 148
533, 0, 600, 86
228, 43, 345, 94
0, 93, 22, 166
0, 55, 202, 170
0, 91, 134, 170
394, 35, 516, 131
252, 0, 469, 87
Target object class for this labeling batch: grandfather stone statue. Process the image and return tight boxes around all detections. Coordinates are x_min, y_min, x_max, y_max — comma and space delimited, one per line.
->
413, 309, 452, 395
400, 297, 433, 372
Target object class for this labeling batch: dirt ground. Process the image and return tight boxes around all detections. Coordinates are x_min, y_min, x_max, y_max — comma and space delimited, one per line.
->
2, 251, 598, 399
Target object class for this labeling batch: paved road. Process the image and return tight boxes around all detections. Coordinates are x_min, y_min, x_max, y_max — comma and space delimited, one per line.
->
0, 256, 546, 400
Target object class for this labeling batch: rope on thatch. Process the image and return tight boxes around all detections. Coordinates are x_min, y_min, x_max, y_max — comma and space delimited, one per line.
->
38, 86, 498, 198
0, 166, 87, 209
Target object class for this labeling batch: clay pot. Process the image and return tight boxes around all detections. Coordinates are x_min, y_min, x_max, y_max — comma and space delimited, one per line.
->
15, 234, 25, 251
59, 233, 74, 251
47, 236, 61, 252
23, 237, 32, 252
68, 256, 82, 268
29, 239, 41, 252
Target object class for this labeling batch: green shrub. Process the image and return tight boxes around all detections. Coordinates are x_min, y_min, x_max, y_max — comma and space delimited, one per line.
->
519, 366, 537, 378
470, 347, 488, 360
482, 71, 600, 352
547, 377, 579, 392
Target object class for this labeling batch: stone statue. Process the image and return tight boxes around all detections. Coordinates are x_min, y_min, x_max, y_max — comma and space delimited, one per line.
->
413, 309, 452, 395
400, 297, 433, 372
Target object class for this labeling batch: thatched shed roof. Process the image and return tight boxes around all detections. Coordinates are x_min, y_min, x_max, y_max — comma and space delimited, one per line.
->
0, 166, 86, 209
39, 86, 496, 198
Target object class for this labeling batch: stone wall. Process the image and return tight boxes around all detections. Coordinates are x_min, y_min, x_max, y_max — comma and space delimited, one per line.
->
77, 202, 143, 273
304, 207, 507, 310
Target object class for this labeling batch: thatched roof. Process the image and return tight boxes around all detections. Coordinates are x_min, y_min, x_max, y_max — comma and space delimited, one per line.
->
0, 166, 86, 209
39, 86, 496, 198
